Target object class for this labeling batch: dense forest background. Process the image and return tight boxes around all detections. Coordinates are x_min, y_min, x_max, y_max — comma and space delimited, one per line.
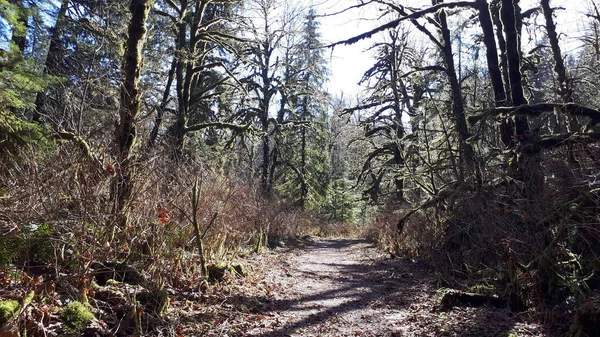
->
1, 0, 600, 336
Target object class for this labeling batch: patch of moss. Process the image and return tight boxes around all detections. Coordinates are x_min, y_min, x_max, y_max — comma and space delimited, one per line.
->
0, 300, 20, 326
62, 301, 94, 334
105, 279, 120, 286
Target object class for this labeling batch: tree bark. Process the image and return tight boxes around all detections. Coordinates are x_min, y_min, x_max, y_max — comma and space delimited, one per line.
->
541, 0, 571, 103
33, 0, 70, 123
389, 32, 406, 202
491, 1, 512, 104
115, 0, 152, 228
478, 0, 506, 106
149, 56, 177, 148
434, 0, 476, 181
501, 0, 526, 108
541, 0, 579, 165
501, 0, 543, 200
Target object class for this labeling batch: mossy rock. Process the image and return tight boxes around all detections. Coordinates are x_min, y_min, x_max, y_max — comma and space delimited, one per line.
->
0, 300, 20, 326
91, 262, 145, 286
207, 263, 228, 283
206, 263, 247, 283
267, 236, 285, 249
62, 301, 94, 334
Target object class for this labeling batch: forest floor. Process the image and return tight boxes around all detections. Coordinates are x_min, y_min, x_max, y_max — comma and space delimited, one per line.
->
0, 238, 561, 336
190, 238, 554, 337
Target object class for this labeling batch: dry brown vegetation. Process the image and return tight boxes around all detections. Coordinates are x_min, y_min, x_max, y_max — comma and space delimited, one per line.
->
0, 142, 349, 336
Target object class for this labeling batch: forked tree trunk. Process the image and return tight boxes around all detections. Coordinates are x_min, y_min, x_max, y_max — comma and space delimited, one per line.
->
501, 0, 543, 200
478, 0, 506, 107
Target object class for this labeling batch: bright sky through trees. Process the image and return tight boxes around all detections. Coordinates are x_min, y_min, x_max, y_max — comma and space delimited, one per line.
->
315, 0, 590, 96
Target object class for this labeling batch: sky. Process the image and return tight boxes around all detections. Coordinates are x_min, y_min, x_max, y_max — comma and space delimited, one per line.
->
314, 0, 592, 97
1, 0, 591, 98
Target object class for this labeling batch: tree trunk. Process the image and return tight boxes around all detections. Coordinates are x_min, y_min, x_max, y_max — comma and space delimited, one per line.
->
149, 56, 177, 148
501, 0, 543, 200
541, 0, 570, 103
500, 0, 529, 133
33, 0, 70, 123
500, 0, 527, 110
478, 0, 506, 106
481, 0, 516, 148
115, 0, 152, 228
389, 35, 406, 202
491, 1, 512, 105
540, 0, 579, 165
261, 134, 271, 194
300, 123, 307, 209
434, 0, 476, 181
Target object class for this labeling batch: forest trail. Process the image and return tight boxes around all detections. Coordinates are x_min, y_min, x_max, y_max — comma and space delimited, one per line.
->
224, 239, 548, 337
246, 239, 422, 336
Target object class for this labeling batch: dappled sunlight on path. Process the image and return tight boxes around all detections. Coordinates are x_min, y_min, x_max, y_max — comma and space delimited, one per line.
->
223, 238, 549, 337
243, 239, 429, 336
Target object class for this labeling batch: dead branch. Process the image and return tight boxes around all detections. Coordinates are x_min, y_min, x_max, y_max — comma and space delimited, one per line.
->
51, 131, 103, 168
326, 1, 476, 48
469, 103, 600, 125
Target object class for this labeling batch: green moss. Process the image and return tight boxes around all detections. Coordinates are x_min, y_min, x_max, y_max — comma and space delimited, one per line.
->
0, 300, 20, 326
105, 279, 120, 286
469, 283, 496, 294
62, 301, 94, 334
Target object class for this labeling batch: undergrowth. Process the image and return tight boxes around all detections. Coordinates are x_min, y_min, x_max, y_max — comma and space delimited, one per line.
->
365, 146, 600, 334
0, 141, 352, 336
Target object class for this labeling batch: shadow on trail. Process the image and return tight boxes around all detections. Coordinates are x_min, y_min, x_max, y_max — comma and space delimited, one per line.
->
250, 239, 401, 336
231, 239, 522, 336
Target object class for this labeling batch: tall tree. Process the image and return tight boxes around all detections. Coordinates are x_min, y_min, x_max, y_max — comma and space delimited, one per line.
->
433, 0, 477, 182
153, 0, 243, 155
33, 0, 70, 123
241, 0, 300, 194
114, 0, 152, 228
289, 7, 330, 209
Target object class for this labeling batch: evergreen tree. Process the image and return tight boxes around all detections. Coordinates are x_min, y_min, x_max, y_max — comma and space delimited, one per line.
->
276, 7, 330, 210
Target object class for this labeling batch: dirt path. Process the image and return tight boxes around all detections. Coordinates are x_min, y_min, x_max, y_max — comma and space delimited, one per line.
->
245, 239, 424, 336
191, 239, 557, 337
205, 238, 549, 336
